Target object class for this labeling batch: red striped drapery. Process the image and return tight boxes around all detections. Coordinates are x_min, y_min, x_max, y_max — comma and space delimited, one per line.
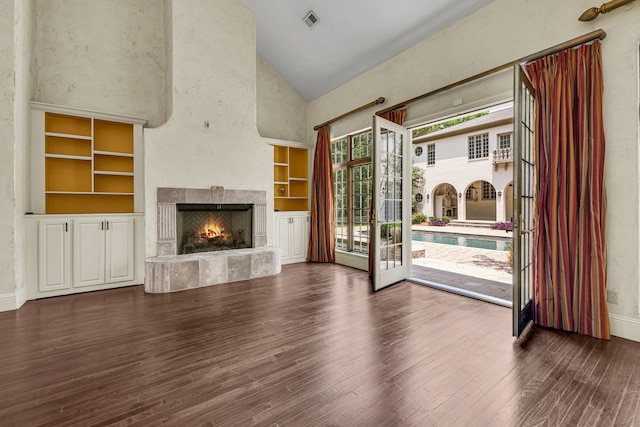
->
369, 109, 407, 277
527, 40, 609, 339
307, 125, 335, 263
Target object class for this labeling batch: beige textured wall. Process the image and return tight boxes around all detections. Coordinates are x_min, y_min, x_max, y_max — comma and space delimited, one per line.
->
307, 0, 640, 338
256, 55, 307, 142
34, 0, 168, 127
144, 0, 272, 255
0, 0, 16, 299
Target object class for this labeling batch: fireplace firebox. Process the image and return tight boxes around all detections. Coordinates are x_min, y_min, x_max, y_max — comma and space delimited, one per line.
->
176, 203, 253, 255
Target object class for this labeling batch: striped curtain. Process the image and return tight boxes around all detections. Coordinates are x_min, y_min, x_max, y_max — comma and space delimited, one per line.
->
527, 41, 609, 339
307, 125, 335, 262
369, 109, 407, 277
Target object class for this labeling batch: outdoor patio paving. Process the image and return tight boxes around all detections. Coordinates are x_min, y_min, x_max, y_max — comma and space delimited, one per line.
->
410, 225, 513, 302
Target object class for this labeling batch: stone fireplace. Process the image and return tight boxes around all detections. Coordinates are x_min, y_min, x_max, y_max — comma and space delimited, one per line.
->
145, 186, 280, 293
176, 203, 253, 254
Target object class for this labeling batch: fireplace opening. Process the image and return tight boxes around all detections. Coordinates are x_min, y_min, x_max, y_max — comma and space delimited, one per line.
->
176, 203, 253, 254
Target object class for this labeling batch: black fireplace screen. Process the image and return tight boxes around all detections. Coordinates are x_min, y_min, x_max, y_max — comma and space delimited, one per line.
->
176, 203, 253, 254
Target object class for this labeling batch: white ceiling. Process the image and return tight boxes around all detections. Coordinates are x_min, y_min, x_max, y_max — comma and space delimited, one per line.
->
244, 0, 495, 102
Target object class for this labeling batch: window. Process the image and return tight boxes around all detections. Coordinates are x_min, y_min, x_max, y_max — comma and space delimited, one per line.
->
414, 146, 423, 156
415, 193, 423, 202
427, 143, 435, 165
468, 133, 489, 159
466, 187, 474, 200
331, 130, 373, 254
498, 133, 512, 149
483, 181, 496, 199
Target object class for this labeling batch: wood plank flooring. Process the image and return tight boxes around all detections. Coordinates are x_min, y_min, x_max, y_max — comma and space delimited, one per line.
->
1, 263, 639, 426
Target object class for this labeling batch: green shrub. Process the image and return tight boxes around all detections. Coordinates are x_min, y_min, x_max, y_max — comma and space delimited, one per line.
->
412, 213, 426, 224
428, 216, 438, 221
442, 216, 451, 224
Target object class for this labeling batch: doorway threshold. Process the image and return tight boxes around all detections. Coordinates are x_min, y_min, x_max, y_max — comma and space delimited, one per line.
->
410, 265, 512, 307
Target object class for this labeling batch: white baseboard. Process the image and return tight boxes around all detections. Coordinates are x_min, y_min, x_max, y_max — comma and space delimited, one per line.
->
0, 293, 19, 312
610, 314, 640, 342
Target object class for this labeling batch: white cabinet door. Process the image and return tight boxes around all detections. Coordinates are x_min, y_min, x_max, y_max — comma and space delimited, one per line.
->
290, 214, 308, 260
275, 214, 292, 260
38, 219, 71, 292
105, 217, 134, 283
73, 218, 106, 287
275, 212, 310, 264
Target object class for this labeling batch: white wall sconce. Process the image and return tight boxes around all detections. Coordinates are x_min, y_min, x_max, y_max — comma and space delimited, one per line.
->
426, 194, 430, 201
498, 191, 502, 197
458, 192, 462, 198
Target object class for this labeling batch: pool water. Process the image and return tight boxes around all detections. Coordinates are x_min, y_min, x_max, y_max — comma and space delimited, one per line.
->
411, 232, 511, 251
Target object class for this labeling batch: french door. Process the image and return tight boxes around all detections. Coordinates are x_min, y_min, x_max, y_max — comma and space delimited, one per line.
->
513, 65, 535, 338
372, 116, 411, 291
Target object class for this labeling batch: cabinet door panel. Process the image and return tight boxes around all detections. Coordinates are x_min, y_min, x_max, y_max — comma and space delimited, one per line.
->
38, 219, 71, 292
73, 218, 106, 287
275, 215, 291, 260
105, 217, 134, 283
290, 215, 306, 260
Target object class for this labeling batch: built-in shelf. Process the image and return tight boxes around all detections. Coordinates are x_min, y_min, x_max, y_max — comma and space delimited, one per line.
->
273, 144, 309, 212
32, 103, 145, 215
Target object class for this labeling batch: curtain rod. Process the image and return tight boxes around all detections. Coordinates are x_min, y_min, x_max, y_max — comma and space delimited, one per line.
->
376, 29, 606, 116
313, 97, 385, 131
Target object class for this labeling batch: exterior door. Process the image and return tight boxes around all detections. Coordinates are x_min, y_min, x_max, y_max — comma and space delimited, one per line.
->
513, 65, 536, 338
372, 116, 411, 291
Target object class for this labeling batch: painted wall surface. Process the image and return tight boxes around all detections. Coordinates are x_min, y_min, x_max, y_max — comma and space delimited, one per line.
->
0, 0, 16, 298
308, 0, 640, 336
13, 0, 37, 305
34, 0, 167, 127
256, 55, 307, 142
415, 122, 513, 221
144, 0, 272, 256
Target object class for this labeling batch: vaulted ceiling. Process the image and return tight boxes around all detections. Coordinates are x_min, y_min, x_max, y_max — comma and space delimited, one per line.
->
244, 0, 495, 101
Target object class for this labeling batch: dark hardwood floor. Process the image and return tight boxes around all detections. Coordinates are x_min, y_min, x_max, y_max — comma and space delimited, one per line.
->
1, 263, 639, 426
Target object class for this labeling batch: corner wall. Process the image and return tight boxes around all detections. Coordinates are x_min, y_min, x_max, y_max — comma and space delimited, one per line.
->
143, 0, 272, 256
307, 0, 640, 340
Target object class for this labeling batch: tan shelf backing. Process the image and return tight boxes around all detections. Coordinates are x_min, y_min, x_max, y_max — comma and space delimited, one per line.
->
289, 180, 308, 198
46, 194, 134, 214
45, 113, 92, 137
94, 120, 134, 154
46, 136, 92, 157
94, 154, 134, 173
274, 145, 289, 164
46, 158, 92, 192
274, 183, 289, 198
275, 198, 308, 212
95, 175, 134, 193
289, 148, 308, 179
274, 165, 288, 183
273, 144, 309, 212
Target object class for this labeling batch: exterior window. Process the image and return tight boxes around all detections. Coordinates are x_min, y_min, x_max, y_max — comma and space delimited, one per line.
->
414, 146, 423, 156
483, 181, 496, 199
427, 143, 435, 165
466, 187, 474, 200
498, 133, 512, 149
331, 130, 373, 254
468, 133, 489, 159
415, 193, 423, 202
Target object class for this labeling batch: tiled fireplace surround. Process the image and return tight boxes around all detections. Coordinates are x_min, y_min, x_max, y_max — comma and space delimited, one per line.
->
144, 186, 281, 293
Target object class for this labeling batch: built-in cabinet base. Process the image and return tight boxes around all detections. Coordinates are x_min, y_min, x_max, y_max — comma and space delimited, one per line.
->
25, 214, 144, 300
274, 211, 309, 264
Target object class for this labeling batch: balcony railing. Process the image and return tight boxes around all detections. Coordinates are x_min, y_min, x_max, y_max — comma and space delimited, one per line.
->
493, 147, 512, 170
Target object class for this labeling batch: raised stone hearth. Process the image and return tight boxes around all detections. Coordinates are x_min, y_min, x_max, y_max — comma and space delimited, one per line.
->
145, 246, 280, 293
145, 186, 280, 293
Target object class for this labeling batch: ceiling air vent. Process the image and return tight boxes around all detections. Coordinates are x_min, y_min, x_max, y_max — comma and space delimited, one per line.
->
303, 10, 319, 28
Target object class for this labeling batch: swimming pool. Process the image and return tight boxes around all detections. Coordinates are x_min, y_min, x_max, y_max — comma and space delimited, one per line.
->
411, 232, 511, 251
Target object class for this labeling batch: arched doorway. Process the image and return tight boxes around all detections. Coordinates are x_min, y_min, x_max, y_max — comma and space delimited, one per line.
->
464, 180, 496, 221
432, 183, 458, 219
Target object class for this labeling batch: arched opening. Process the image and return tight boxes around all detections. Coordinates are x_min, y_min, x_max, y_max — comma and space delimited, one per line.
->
464, 180, 496, 221
432, 183, 458, 219
504, 181, 514, 222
